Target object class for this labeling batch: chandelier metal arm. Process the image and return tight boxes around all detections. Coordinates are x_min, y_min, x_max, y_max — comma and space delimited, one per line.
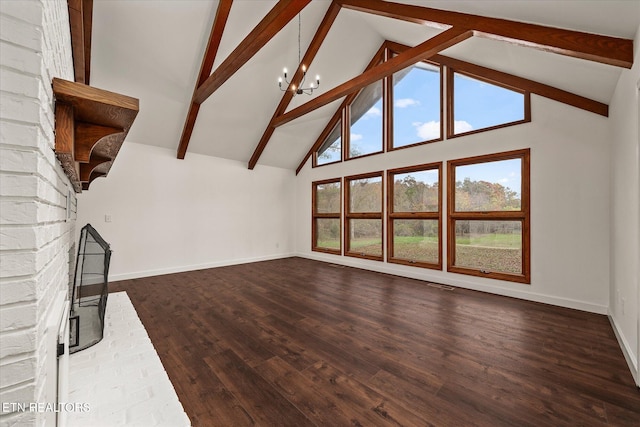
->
278, 13, 320, 96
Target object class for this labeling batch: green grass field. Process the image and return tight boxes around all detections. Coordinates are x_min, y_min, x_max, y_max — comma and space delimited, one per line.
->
455, 233, 521, 248
318, 233, 522, 273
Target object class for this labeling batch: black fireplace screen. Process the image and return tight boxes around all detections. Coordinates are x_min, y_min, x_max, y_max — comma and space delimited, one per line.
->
69, 224, 111, 354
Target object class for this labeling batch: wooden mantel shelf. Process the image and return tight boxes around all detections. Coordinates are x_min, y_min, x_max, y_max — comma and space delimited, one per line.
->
53, 77, 139, 192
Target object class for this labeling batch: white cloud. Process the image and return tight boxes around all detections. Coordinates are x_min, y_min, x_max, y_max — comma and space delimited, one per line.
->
395, 98, 420, 108
350, 133, 363, 141
500, 178, 509, 183
413, 120, 440, 140
454, 120, 473, 134
364, 106, 381, 117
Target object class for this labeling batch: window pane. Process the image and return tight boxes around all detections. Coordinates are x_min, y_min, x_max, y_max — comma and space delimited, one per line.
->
316, 182, 340, 214
453, 72, 525, 134
454, 220, 522, 274
316, 218, 340, 251
393, 62, 441, 148
392, 170, 439, 212
349, 81, 383, 158
317, 120, 341, 165
455, 159, 521, 212
392, 219, 438, 264
348, 219, 382, 256
349, 176, 382, 213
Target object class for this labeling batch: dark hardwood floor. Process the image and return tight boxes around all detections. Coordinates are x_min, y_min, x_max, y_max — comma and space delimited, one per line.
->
110, 257, 640, 426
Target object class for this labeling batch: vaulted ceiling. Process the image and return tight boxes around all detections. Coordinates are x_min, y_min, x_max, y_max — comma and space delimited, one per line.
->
89, 0, 639, 171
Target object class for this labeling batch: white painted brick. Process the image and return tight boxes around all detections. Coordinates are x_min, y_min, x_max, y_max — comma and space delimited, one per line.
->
0, 175, 39, 198
0, 13, 42, 51
0, 67, 42, 99
0, 328, 36, 359
1, 0, 76, 415
0, 121, 42, 149
0, 200, 38, 225
0, 410, 37, 427
0, 356, 36, 388
0, 251, 38, 278
0, 276, 37, 305
0, 1, 43, 26
0, 223, 66, 251
0, 41, 41, 76
0, 303, 36, 332
0, 226, 37, 250
0, 380, 37, 408
0, 148, 38, 174
0, 92, 42, 125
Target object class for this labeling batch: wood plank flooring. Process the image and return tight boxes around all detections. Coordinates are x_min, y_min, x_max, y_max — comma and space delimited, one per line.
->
110, 257, 640, 426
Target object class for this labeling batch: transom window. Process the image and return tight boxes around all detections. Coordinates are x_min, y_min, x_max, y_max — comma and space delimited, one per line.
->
447, 149, 530, 283
448, 70, 530, 137
391, 62, 442, 149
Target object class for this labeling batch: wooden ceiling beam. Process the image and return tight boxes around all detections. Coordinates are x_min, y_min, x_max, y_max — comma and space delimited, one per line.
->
193, 0, 311, 105
383, 40, 609, 117
273, 27, 473, 128
177, 0, 233, 159
432, 53, 608, 117
247, 1, 341, 170
337, 0, 633, 69
67, 0, 93, 84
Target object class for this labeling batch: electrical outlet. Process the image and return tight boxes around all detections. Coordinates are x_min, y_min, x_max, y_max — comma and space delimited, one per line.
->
105, 214, 112, 223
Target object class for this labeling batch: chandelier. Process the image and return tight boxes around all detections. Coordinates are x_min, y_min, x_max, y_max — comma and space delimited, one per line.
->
278, 14, 320, 96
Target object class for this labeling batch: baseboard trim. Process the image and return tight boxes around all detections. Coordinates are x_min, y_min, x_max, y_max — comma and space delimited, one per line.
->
108, 253, 296, 282
298, 252, 608, 314
608, 313, 639, 387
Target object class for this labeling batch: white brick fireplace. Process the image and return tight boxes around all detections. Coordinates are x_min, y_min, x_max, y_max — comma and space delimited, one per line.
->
1, 0, 77, 425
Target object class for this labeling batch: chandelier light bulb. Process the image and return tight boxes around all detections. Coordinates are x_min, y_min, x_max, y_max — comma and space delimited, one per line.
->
277, 14, 320, 96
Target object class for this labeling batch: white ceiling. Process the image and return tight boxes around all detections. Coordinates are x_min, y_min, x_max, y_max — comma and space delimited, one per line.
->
90, 0, 639, 171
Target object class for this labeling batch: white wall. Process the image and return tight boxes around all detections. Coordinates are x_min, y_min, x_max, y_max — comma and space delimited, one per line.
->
609, 24, 640, 385
76, 142, 296, 281
295, 94, 611, 314
0, 0, 76, 425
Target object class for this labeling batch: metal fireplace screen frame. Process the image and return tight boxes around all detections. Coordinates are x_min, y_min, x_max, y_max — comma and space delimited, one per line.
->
69, 224, 112, 353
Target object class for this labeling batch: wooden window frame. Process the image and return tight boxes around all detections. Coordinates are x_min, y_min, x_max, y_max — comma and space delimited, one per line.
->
387, 162, 442, 270
447, 149, 531, 283
388, 57, 444, 152
446, 68, 531, 139
312, 178, 342, 255
344, 171, 384, 261
345, 78, 386, 162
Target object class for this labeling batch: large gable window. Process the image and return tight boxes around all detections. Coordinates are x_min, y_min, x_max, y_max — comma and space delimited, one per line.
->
345, 172, 383, 260
391, 61, 442, 149
448, 69, 530, 137
387, 163, 442, 269
447, 149, 530, 283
